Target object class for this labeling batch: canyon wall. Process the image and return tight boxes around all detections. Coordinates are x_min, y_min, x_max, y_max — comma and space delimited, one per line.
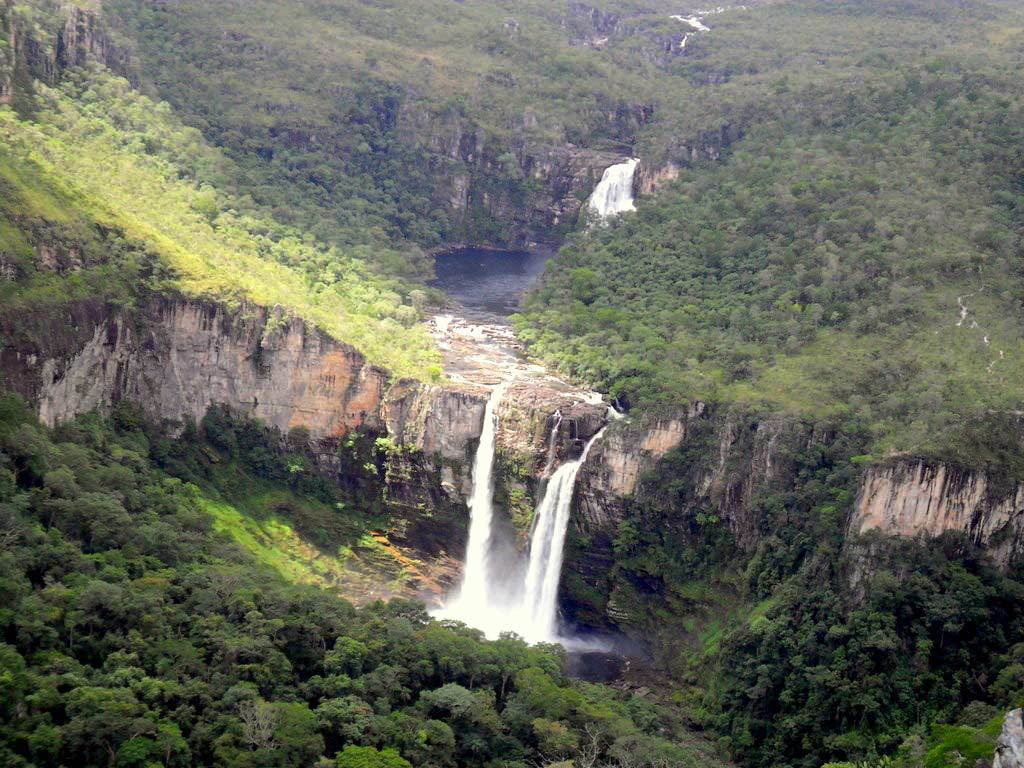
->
6, 298, 1023, 627
575, 405, 829, 550
398, 102, 637, 247
2, 2, 134, 100
3, 294, 606, 567
567, 405, 1024, 629
34, 300, 389, 438
849, 461, 1024, 567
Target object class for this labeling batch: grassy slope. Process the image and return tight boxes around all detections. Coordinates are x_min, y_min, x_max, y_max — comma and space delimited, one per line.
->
516, 1, 1024, 458
0, 71, 440, 379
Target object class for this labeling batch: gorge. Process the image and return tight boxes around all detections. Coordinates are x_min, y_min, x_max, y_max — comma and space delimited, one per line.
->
4, 2, 1024, 767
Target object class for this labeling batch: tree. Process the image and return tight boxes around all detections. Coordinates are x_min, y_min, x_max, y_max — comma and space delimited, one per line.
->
239, 700, 279, 751
335, 745, 412, 768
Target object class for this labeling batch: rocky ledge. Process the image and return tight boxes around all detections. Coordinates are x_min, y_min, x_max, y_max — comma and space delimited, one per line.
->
849, 460, 1024, 567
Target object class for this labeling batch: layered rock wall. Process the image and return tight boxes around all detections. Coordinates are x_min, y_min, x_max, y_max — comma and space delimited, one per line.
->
849, 461, 1024, 566
34, 299, 389, 438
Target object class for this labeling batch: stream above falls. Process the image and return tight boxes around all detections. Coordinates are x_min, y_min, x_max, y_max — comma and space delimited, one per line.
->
430, 246, 552, 324
427, 245, 612, 644
427, 246, 581, 388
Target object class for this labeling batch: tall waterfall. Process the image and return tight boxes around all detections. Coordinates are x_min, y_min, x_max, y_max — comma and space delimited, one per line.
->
434, 382, 507, 631
541, 411, 563, 478
518, 427, 607, 643
587, 158, 639, 220
436, 392, 612, 644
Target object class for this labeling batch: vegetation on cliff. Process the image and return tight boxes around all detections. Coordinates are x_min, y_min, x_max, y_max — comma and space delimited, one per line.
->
1, 55, 439, 378
568, 413, 1024, 768
0, 398, 710, 768
518, 36, 1024, 458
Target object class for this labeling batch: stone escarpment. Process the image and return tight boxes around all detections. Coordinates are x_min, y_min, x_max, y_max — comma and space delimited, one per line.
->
1, 1, 134, 105
634, 121, 746, 196
995, 709, 1024, 768
3, 294, 607, 577
400, 103, 642, 247
566, 404, 1024, 630
566, 405, 830, 626
32, 299, 389, 437
8, 294, 1024, 623
574, 405, 826, 551
849, 461, 1024, 567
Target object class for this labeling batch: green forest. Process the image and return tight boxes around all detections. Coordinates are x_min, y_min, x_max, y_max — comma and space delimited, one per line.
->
0, 398, 704, 768
3, 0, 1024, 767
517, 22, 1024, 461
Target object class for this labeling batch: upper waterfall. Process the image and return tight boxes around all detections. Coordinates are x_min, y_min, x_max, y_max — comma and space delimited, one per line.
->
587, 158, 639, 220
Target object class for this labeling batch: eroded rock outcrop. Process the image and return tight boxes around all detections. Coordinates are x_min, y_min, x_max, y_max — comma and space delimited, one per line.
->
35, 299, 389, 438
563, 2, 621, 48
566, 406, 837, 628
995, 709, 1024, 768
1, 1, 134, 103
849, 461, 1024, 566
575, 405, 826, 548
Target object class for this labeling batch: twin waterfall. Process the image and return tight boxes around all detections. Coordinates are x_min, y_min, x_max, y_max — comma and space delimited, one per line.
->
518, 426, 608, 641
436, 386, 608, 643
436, 158, 636, 641
587, 158, 640, 220
446, 382, 508, 615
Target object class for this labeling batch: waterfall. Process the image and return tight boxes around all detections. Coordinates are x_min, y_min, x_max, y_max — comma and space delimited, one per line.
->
541, 411, 563, 478
587, 158, 639, 220
436, 393, 612, 645
434, 382, 507, 631
518, 425, 608, 643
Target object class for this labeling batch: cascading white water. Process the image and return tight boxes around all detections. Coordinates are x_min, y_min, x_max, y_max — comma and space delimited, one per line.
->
541, 411, 563, 478
587, 158, 639, 220
518, 425, 608, 643
436, 393, 613, 644
434, 382, 508, 630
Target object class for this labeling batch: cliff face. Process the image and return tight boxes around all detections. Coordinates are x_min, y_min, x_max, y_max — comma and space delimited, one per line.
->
3, 2, 133, 104
850, 461, 1024, 566
995, 709, 1024, 768
634, 121, 746, 196
1, 1, 12, 105
399, 102, 633, 247
575, 405, 825, 550
566, 405, 832, 627
569, 404, 1024, 629
9, 296, 1024, 625
5, 294, 610, 578
34, 299, 389, 438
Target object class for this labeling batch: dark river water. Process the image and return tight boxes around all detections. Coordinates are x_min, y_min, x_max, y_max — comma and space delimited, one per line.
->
431, 247, 551, 320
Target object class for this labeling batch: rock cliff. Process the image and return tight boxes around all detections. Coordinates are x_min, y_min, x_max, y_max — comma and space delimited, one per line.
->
849, 461, 1024, 566
575, 405, 827, 550
568, 404, 1024, 629
33, 299, 389, 438
399, 102, 636, 247
2, 1, 134, 104
4, 294, 609, 579
995, 710, 1024, 768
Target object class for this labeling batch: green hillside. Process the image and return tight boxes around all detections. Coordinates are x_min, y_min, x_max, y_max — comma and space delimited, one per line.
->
517, 2, 1024, 463
2, 1, 1024, 767
0, 70, 439, 378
